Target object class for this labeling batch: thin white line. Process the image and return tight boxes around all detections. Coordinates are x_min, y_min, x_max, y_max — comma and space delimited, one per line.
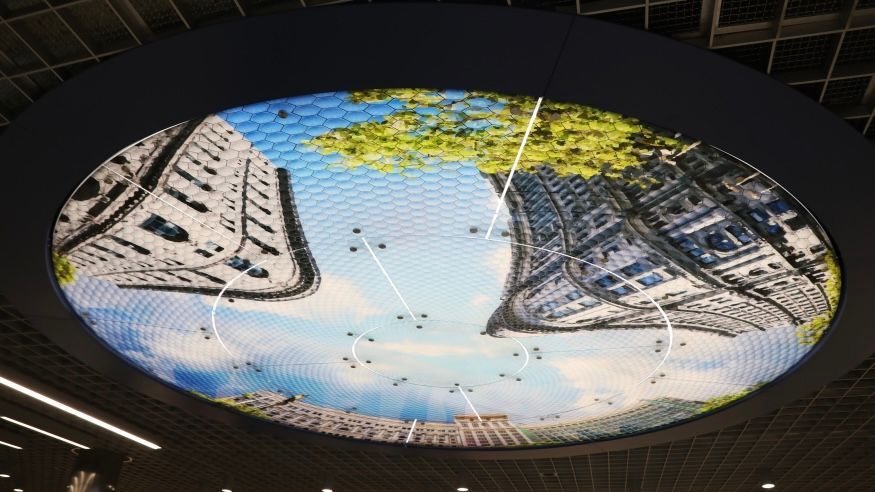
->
0, 439, 22, 450
1, 416, 90, 449
484, 96, 543, 239
405, 419, 418, 444
0, 376, 160, 449
458, 387, 482, 422
360, 236, 417, 320
210, 261, 267, 358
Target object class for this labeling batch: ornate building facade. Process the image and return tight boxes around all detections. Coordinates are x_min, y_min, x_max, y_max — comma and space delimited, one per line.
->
53, 116, 319, 301
487, 147, 835, 338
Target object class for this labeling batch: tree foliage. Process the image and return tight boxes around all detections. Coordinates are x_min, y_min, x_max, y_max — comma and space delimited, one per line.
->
796, 252, 842, 345
698, 383, 764, 413
304, 89, 687, 181
52, 251, 76, 286
191, 390, 268, 419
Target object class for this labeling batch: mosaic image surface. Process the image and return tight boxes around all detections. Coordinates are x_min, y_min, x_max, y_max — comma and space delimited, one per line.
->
52, 89, 841, 449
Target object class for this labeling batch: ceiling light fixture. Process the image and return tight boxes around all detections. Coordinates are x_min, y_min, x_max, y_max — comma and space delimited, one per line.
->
0, 440, 22, 450
13, 488, 22, 491
761, 484, 776, 489
0, 375, 160, 449
0, 416, 89, 450
321, 489, 333, 492
0, 474, 10, 478
457, 488, 469, 492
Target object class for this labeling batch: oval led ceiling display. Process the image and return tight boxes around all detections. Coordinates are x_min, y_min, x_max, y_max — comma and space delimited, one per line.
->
50, 89, 841, 450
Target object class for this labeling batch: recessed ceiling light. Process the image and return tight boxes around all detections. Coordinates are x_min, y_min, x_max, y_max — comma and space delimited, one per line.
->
221, 489, 232, 492
761, 484, 776, 489
321, 489, 333, 492
0, 439, 22, 450
0, 416, 89, 449
0, 375, 160, 450
0, 474, 10, 478
13, 488, 23, 491
457, 488, 469, 492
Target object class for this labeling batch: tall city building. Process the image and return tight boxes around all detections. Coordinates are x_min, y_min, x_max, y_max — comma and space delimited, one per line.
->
53, 116, 320, 301
454, 414, 533, 447
525, 398, 703, 443
487, 147, 835, 338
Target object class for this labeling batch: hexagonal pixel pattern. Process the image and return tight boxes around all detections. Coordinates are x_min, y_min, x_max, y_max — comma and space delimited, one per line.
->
51, 89, 841, 449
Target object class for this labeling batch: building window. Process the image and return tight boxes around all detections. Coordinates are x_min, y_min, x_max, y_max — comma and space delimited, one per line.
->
140, 214, 189, 242
226, 256, 269, 278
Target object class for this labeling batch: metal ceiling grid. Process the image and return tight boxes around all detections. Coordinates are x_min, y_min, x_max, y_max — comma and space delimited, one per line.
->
0, 294, 874, 491
0, 1, 873, 491
0, 0, 873, 140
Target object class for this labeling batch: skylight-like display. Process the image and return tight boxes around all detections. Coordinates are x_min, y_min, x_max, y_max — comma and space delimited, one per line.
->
52, 89, 840, 449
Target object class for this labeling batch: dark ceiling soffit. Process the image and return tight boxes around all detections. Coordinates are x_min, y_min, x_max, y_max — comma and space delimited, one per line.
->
0, 3, 873, 460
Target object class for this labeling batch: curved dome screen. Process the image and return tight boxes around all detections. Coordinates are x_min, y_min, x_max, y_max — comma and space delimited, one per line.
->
52, 89, 841, 449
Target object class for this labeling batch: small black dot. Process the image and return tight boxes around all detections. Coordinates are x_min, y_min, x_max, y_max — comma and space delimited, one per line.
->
347, 332, 353, 336
349, 247, 357, 252
368, 338, 374, 342
342, 357, 349, 361
469, 227, 478, 233
499, 373, 505, 377
277, 109, 289, 118
533, 347, 539, 351
501, 230, 510, 237
420, 314, 428, 318
393, 383, 398, 386
199, 327, 207, 331
401, 377, 407, 381
449, 390, 455, 393
233, 365, 239, 369
352, 228, 361, 234
454, 383, 460, 386
397, 315, 404, 319
365, 360, 371, 364
204, 336, 210, 340
680, 342, 687, 346
228, 299, 235, 303
516, 378, 522, 382
480, 331, 486, 335
536, 355, 542, 360
255, 368, 262, 373
350, 365, 356, 368
378, 243, 386, 249
467, 389, 473, 392
246, 362, 252, 366
513, 353, 519, 356
655, 349, 662, 352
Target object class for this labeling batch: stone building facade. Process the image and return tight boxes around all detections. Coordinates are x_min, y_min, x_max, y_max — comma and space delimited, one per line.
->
54, 116, 319, 301
487, 147, 835, 338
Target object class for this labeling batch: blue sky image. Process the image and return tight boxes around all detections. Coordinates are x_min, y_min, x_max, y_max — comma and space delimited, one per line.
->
60, 90, 812, 427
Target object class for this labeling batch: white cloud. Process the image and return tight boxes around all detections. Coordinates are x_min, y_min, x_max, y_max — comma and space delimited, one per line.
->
212, 274, 386, 323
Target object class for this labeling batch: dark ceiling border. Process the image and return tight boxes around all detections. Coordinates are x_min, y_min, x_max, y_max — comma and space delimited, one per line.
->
0, 2, 873, 460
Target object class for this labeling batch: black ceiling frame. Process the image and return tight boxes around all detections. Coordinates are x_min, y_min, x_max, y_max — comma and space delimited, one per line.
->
0, 2, 873, 460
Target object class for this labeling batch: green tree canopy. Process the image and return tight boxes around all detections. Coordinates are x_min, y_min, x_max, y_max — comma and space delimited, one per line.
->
191, 390, 267, 419
698, 383, 764, 413
52, 251, 76, 286
303, 89, 687, 181
796, 252, 841, 345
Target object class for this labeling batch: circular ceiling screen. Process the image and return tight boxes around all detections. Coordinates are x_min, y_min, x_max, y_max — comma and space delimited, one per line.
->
52, 89, 841, 449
